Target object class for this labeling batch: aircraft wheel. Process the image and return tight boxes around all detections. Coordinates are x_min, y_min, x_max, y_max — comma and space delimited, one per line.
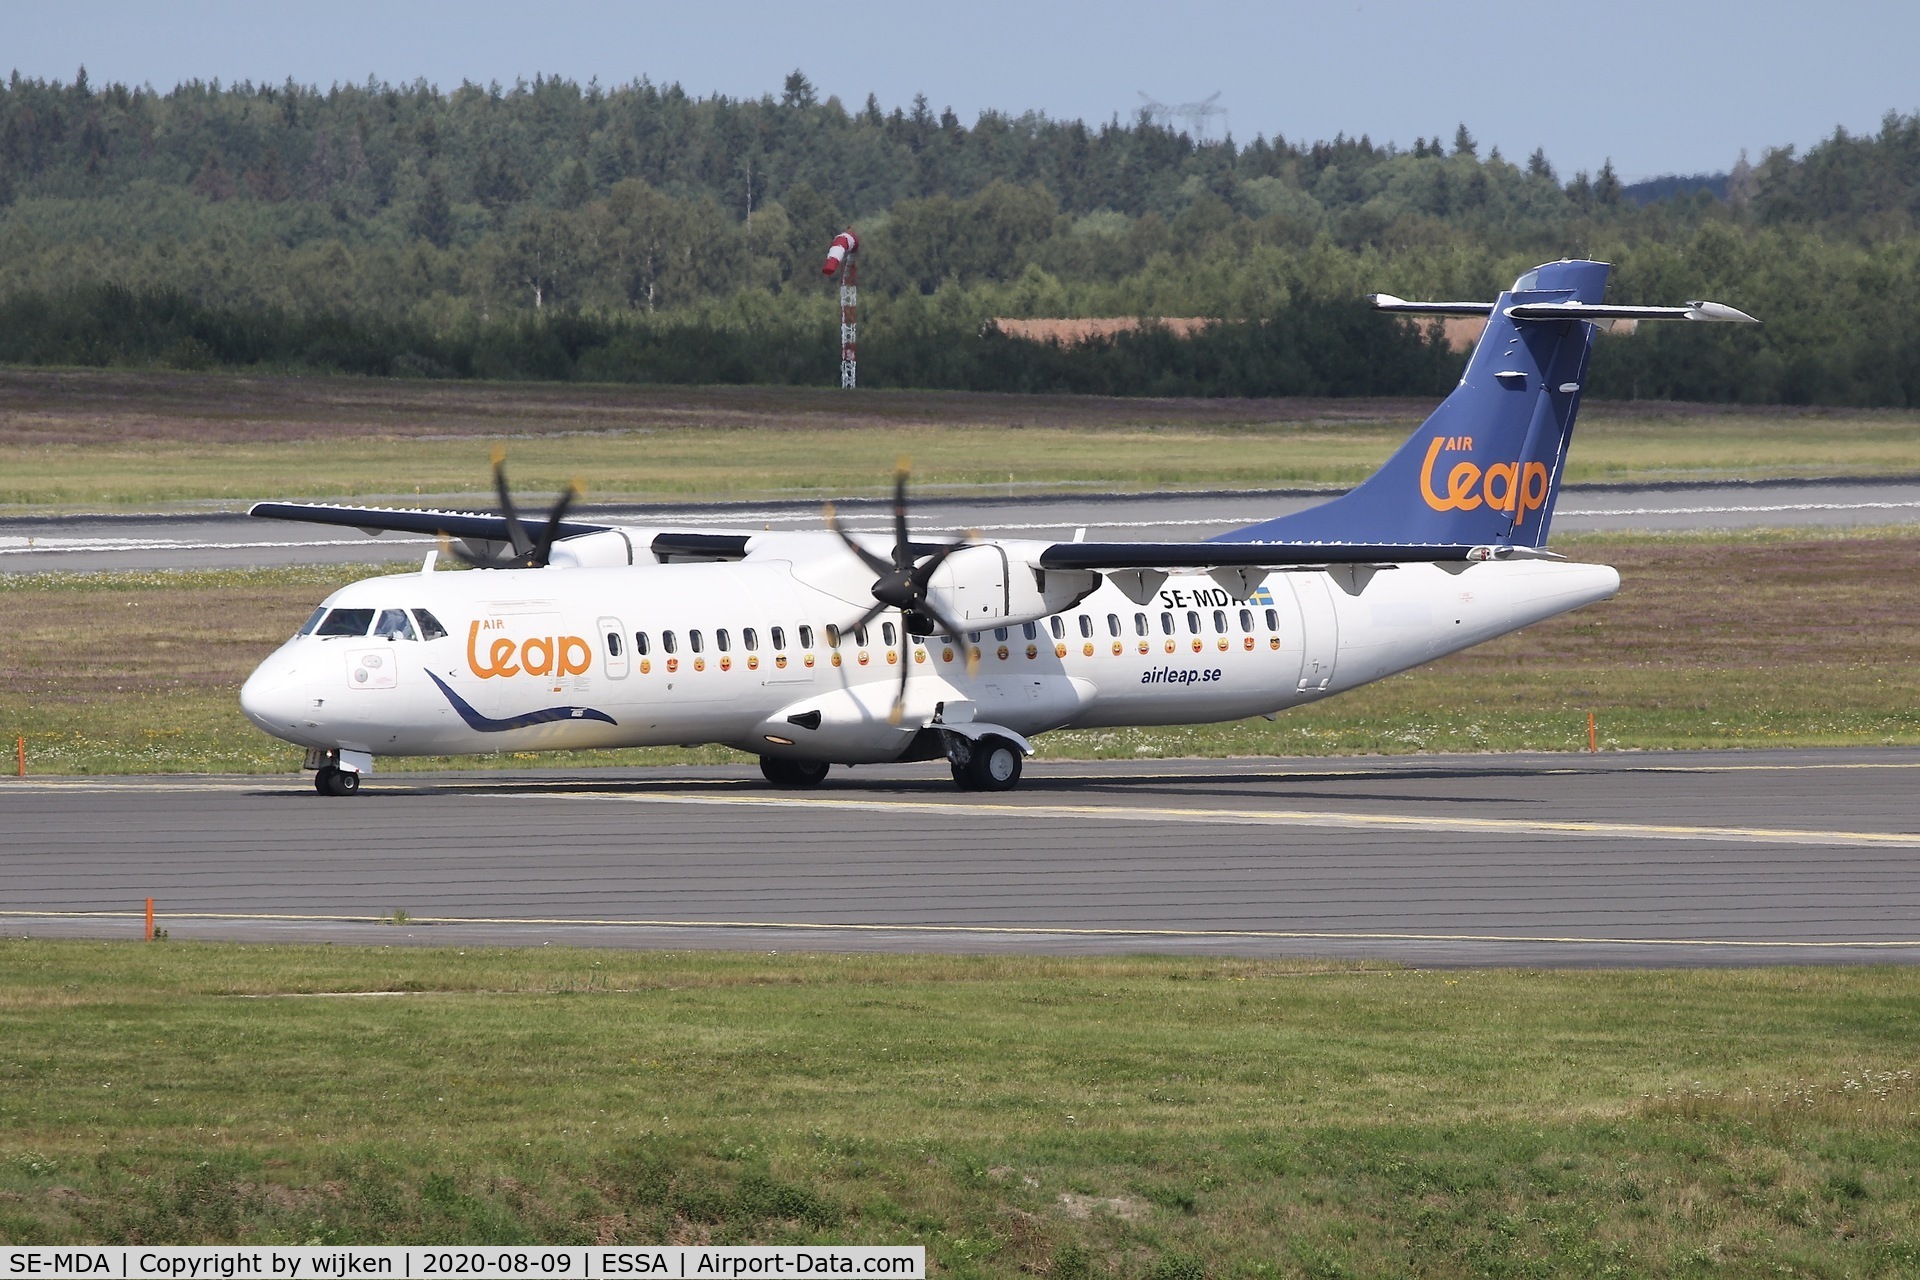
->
965, 736, 1023, 792
760, 756, 830, 788
319, 766, 360, 797
313, 765, 337, 795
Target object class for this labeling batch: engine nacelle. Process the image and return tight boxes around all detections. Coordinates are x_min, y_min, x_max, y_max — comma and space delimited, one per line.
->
545, 530, 638, 569
925, 542, 1099, 629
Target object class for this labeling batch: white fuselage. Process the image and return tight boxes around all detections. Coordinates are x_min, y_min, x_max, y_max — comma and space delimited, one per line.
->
239, 540, 1619, 765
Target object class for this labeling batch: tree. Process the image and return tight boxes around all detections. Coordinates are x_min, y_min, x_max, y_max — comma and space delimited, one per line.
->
411, 170, 453, 247
245, 145, 291, 202
781, 71, 816, 110
1527, 147, 1556, 183
559, 159, 590, 210
1595, 159, 1622, 207
1566, 170, 1593, 212
191, 150, 236, 202
1452, 123, 1477, 158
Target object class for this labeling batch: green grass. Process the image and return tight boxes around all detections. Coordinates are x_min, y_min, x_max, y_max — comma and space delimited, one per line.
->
6, 528, 1920, 775
2, 370, 1917, 510
0, 941, 1915, 1274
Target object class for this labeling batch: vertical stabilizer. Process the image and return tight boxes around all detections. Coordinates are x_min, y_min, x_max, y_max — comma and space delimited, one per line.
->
1218, 260, 1610, 550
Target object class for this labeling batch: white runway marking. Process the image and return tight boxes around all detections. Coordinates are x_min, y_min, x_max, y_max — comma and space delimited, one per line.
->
602, 791, 1920, 848
1560, 499, 1920, 518
0, 535, 438, 555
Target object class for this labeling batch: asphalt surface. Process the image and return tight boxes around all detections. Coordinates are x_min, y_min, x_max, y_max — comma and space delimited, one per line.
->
5, 749, 1918, 966
4, 477, 1919, 573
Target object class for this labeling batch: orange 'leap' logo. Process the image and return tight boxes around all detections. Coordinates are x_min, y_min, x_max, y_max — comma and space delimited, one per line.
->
467, 620, 592, 679
1419, 437, 1551, 525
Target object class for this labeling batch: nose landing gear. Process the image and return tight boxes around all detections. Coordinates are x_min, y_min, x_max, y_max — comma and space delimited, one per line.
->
307, 747, 372, 797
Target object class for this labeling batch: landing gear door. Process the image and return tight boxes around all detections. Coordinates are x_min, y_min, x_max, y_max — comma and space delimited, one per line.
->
1289, 574, 1339, 694
597, 616, 629, 679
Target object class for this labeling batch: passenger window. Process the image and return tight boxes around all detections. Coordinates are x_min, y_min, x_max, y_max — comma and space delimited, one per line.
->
1023, 622, 1039, 641
825, 625, 841, 647
1160, 612, 1175, 636
1108, 613, 1122, 637
1134, 613, 1148, 636
1265, 608, 1279, 631
1186, 611, 1200, 634
994, 627, 1009, 642
315, 608, 375, 637
716, 628, 731, 652
882, 622, 897, 646
298, 606, 327, 636
607, 631, 623, 657
743, 628, 759, 651
801, 625, 816, 648
662, 631, 678, 654
634, 631, 650, 656
689, 630, 704, 653
1080, 615, 1095, 639
1239, 608, 1254, 633
967, 631, 982, 643
770, 626, 786, 650
855, 625, 869, 646
412, 608, 448, 641
1212, 610, 1227, 634
1050, 617, 1065, 640
374, 609, 417, 641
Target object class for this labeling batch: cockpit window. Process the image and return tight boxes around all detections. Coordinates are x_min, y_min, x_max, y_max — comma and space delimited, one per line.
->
315, 608, 375, 637
413, 608, 449, 640
298, 606, 327, 636
374, 609, 417, 641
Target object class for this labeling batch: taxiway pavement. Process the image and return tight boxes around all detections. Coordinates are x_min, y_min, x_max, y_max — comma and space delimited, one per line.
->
5, 478, 1919, 573
5, 749, 1917, 967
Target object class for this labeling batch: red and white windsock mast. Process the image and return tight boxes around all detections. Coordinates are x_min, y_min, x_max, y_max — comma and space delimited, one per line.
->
822, 229, 859, 389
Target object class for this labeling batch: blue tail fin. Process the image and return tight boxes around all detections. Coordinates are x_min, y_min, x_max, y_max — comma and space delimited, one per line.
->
1217, 259, 1609, 551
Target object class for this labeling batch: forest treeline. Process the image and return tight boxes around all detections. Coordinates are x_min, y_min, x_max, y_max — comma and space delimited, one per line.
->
4, 68, 1920, 403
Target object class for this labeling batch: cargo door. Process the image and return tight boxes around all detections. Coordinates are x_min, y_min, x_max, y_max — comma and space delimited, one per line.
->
1289, 574, 1340, 694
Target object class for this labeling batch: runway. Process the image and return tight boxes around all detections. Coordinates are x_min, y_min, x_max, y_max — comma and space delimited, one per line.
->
5, 749, 1918, 966
5, 477, 1919, 572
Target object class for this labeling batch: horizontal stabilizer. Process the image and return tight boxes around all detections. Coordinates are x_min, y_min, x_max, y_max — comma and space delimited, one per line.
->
1504, 300, 1760, 324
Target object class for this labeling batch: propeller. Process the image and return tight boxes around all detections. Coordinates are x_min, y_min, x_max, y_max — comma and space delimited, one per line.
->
443, 449, 582, 569
824, 458, 981, 725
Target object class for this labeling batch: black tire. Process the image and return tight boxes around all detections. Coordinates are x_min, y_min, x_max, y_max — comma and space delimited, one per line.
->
760, 756, 830, 788
323, 768, 360, 797
965, 736, 1023, 792
313, 765, 337, 795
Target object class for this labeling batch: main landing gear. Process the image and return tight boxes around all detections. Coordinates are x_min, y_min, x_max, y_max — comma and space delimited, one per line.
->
313, 764, 360, 797
760, 756, 831, 788
947, 734, 1023, 792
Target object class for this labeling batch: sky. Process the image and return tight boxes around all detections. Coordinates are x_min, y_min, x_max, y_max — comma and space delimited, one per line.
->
8, 0, 1916, 183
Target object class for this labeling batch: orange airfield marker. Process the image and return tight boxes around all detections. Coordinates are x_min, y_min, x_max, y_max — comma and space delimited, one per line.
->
1588, 712, 1599, 754
145, 898, 155, 942
14, 735, 22, 777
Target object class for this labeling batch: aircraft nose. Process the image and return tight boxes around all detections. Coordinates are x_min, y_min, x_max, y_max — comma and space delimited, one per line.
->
239, 662, 313, 737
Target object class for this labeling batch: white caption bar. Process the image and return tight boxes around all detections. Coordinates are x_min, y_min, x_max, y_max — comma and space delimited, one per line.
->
1, 1247, 925, 1280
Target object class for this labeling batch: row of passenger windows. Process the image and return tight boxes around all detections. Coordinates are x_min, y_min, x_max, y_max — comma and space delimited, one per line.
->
301, 606, 449, 641
623, 608, 1284, 658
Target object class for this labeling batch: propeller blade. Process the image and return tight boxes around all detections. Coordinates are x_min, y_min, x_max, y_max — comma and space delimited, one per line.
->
922, 602, 981, 679
888, 642, 911, 725
524, 480, 581, 567
490, 449, 534, 557
823, 502, 893, 577
891, 457, 912, 571
833, 599, 888, 643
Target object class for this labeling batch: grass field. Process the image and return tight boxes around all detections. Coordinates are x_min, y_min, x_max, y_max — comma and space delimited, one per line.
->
2, 370, 1918, 510
3, 528, 1918, 775
0, 941, 1914, 1274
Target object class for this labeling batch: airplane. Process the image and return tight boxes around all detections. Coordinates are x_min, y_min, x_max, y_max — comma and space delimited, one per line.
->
239, 259, 1757, 796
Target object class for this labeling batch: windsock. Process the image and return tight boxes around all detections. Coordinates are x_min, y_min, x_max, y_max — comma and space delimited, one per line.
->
822, 230, 859, 276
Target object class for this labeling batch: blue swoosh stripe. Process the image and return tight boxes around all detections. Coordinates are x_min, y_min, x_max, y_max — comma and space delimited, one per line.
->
428, 672, 618, 733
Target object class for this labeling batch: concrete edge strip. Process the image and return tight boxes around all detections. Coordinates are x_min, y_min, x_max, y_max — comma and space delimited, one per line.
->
3, 910, 1917, 950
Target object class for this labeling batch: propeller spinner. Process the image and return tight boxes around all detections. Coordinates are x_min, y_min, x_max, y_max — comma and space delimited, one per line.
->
443, 449, 582, 569
824, 460, 980, 725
